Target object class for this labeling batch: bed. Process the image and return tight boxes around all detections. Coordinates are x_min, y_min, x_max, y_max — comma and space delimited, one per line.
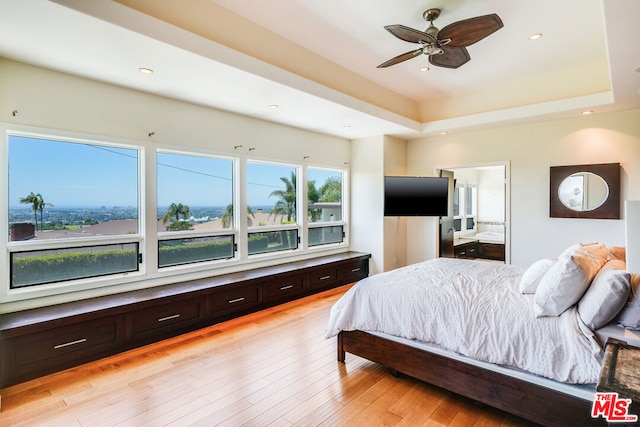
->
326, 244, 640, 426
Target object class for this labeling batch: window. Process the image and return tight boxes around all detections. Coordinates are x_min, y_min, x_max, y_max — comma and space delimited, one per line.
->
11, 243, 139, 288
7, 134, 140, 288
307, 168, 344, 247
156, 152, 235, 267
4, 128, 350, 298
246, 161, 298, 255
158, 235, 234, 268
157, 151, 234, 231
453, 183, 477, 234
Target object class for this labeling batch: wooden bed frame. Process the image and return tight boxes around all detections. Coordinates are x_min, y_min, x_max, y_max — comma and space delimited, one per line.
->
338, 330, 605, 426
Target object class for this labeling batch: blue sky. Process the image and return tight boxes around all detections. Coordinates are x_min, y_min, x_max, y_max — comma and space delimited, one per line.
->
9, 135, 341, 209
9, 136, 138, 208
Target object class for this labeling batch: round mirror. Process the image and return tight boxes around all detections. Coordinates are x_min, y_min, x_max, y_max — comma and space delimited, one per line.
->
558, 172, 609, 211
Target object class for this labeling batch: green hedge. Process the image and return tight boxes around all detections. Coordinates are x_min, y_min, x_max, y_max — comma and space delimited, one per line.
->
159, 239, 233, 267
12, 235, 273, 287
12, 249, 137, 288
158, 235, 269, 267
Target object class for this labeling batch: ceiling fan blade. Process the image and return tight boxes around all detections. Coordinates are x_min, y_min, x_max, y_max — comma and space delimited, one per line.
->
384, 24, 437, 44
377, 48, 424, 68
438, 14, 503, 48
429, 46, 470, 69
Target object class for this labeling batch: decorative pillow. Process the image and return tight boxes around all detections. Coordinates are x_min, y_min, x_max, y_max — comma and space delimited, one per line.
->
579, 242, 609, 263
617, 274, 640, 329
608, 246, 626, 262
534, 246, 607, 317
519, 259, 556, 294
578, 260, 630, 330
558, 242, 608, 262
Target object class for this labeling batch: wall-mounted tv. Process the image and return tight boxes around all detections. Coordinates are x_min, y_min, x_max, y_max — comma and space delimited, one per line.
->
384, 176, 449, 217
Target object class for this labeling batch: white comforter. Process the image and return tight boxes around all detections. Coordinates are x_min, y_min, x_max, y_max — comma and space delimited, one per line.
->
326, 258, 603, 384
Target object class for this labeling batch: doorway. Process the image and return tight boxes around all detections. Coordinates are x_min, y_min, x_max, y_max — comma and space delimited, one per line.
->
439, 163, 510, 263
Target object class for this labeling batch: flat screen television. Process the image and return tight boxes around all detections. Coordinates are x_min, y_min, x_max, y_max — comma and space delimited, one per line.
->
384, 176, 449, 217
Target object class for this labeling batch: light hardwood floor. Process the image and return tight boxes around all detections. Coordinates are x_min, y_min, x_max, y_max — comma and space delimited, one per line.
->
0, 284, 535, 426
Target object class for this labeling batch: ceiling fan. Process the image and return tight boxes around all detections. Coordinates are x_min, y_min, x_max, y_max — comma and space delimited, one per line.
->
378, 8, 503, 69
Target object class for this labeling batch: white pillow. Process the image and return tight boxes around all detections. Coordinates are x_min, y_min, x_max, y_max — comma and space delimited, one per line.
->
617, 274, 640, 329
519, 259, 556, 294
578, 260, 630, 330
534, 247, 607, 317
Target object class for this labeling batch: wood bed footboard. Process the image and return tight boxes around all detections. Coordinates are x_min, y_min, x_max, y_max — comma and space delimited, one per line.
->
338, 330, 605, 426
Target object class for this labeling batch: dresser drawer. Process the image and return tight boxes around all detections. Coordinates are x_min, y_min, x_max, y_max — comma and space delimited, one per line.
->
263, 275, 304, 303
129, 298, 202, 340
209, 283, 261, 316
339, 258, 369, 283
2, 315, 123, 384
454, 241, 477, 259
307, 266, 339, 290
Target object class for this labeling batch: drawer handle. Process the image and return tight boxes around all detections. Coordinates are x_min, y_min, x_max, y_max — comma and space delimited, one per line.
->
54, 338, 87, 349
459, 251, 466, 255
158, 314, 181, 322
229, 297, 246, 304
351, 267, 361, 272
280, 285, 294, 290
320, 275, 331, 280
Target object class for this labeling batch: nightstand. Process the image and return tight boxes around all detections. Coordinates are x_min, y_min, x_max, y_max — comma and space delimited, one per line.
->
597, 339, 640, 424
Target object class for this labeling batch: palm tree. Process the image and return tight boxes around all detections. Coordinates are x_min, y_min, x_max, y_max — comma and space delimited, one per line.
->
162, 202, 190, 224
319, 177, 341, 202
221, 204, 256, 228
161, 202, 192, 232
36, 193, 53, 231
19, 192, 40, 230
307, 180, 321, 222
269, 172, 296, 222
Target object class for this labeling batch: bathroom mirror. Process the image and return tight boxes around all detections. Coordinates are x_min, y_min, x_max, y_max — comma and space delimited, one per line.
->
550, 163, 620, 219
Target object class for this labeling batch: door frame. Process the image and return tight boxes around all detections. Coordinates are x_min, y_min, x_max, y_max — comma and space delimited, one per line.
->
435, 161, 511, 264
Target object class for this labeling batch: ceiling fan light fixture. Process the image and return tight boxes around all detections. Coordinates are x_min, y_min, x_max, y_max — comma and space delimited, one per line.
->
424, 45, 443, 55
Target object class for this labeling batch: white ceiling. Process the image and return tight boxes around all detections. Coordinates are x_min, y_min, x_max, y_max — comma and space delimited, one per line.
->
0, 0, 638, 140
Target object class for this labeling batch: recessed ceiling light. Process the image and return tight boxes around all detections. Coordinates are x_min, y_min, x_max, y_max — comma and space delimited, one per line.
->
268, 104, 279, 109
581, 110, 594, 115
343, 125, 352, 129
528, 33, 543, 41
419, 66, 430, 72
138, 67, 154, 74
440, 131, 448, 135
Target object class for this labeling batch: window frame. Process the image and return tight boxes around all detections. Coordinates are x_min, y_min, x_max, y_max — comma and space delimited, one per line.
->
3, 126, 145, 299
1, 124, 351, 304
156, 149, 237, 268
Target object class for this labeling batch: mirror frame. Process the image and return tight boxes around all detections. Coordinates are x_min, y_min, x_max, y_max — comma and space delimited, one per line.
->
550, 163, 620, 219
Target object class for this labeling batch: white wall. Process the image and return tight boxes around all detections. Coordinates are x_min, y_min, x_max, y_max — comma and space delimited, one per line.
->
0, 58, 349, 165
350, 136, 385, 274
477, 168, 506, 223
406, 109, 640, 267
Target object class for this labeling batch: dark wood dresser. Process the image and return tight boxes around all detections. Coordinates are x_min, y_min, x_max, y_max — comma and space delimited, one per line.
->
0, 251, 370, 390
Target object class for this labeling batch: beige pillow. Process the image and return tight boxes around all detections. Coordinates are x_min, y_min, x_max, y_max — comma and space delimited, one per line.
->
578, 260, 630, 330
519, 259, 556, 294
617, 274, 640, 329
534, 247, 607, 317
608, 246, 626, 262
